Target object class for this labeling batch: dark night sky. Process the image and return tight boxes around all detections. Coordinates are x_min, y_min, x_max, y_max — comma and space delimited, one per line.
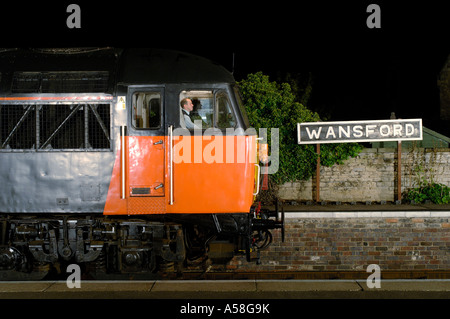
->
2, 1, 449, 134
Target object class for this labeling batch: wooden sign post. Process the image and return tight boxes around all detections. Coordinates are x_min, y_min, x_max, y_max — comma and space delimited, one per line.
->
397, 141, 402, 202
316, 144, 320, 203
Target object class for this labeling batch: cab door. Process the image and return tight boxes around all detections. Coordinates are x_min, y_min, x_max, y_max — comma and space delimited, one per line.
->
126, 87, 166, 214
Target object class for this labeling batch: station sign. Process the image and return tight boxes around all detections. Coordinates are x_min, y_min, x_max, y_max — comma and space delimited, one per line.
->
297, 118, 422, 144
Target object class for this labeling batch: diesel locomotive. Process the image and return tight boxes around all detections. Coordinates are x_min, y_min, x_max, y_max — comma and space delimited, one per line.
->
0, 48, 283, 279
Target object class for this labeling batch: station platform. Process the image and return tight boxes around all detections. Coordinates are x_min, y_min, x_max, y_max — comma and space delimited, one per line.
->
276, 202, 450, 214
0, 279, 449, 299
269, 202, 450, 220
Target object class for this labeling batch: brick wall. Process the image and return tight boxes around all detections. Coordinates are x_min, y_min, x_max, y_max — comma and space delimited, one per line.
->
221, 215, 450, 273
278, 148, 450, 202
211, 148, 450, 275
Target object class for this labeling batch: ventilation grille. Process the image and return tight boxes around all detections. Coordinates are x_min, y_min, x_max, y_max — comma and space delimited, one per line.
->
131, 187, 151, 196
11, 71, 109, 93
0, 103, 111, 150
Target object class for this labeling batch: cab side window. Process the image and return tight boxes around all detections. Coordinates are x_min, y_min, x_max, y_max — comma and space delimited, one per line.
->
179, 90, 214, 129
132, 92, 161, 129
216, 92, 236, 128
179, 90, 236, 129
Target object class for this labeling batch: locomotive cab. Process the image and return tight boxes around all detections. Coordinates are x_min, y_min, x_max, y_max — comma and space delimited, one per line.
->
104, 49, 258, 216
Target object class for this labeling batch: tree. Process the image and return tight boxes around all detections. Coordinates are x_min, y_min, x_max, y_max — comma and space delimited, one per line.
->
237, 72, 362, 186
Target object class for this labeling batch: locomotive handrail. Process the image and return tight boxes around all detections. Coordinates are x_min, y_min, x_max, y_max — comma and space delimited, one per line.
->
253, 163, 261, 196
121, 125, 126, 199
169, 125, 174, 205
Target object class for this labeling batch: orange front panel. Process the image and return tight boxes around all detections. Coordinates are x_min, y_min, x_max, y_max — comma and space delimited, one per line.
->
168, 135, 256, 214
103, 134, 257, 215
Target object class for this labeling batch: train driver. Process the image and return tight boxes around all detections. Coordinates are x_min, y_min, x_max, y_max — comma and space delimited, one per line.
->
180, 98, 200, 129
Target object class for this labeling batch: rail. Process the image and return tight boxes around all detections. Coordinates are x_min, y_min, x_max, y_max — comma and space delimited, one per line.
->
169, 125, 174, 205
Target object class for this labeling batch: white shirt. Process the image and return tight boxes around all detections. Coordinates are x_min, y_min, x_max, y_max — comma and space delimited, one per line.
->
181, 108, 200, 129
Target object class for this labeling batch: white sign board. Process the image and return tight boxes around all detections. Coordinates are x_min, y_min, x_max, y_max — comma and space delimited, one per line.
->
297, 119, 422, 144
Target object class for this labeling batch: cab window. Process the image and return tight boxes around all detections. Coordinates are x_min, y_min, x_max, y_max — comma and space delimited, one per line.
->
179, 90, 213, 128
132, 92, 161, 129
179, 90, 236, 129
216, 92, 236, 128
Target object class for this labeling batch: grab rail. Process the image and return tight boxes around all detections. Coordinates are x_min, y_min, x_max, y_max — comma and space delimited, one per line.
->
120, 126, 126, 199
253, 163, 261, 196
169, 125, 174, 205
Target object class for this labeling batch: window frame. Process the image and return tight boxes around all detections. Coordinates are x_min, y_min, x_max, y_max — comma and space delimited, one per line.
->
127, 86, 165, 137
131, 91, 162, 131
0, 99, 112, 152
215, 90, 236, 129
178, 88, 237, 131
